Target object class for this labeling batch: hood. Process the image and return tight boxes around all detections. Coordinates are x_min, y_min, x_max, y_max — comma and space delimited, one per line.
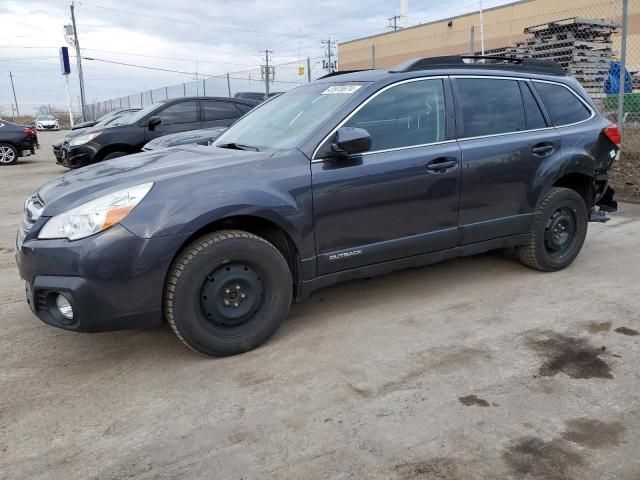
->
38, 145, 275, 216
37, 119, 58, 124
143, 127, 227, 150
62, 123, 109, 141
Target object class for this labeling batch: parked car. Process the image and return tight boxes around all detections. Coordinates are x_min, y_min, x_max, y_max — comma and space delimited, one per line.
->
35, 114, 59, 131
16, 55, 619, 356
53, 109, 140, 164
58, 96, 258, 168
71, 108, 140, 131
0, 120, 38, 165
142, 126, 228, 151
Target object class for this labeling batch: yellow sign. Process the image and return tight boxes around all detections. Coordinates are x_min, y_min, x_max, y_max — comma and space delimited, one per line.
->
298, 66, 305, 76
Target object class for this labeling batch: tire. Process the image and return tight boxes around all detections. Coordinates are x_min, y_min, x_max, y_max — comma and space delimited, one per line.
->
164, 230, 292, 356
102, 151, 128, 161
0, 143, 18, 165
516, 187, 588, 272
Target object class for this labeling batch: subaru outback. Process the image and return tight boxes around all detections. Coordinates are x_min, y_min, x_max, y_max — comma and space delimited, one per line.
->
16, 56, 619, 356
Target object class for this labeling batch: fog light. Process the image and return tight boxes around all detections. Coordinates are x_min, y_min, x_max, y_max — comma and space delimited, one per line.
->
55, 294, 74, 320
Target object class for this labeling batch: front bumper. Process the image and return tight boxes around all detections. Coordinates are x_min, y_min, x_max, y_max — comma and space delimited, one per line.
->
60, 143, 94, 168
16, 224, 189, 332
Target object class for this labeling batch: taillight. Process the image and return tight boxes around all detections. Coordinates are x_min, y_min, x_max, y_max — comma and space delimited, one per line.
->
604, 124, 621, 146
23, 128, 35, 136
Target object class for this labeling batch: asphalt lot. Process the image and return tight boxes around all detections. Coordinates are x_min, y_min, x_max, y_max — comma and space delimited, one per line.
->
1, 130, 640, 480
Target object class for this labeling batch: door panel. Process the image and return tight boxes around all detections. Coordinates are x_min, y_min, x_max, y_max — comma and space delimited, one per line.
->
311, 77, 461, 275
453, 77, 560, 244
312, 143, 462, 274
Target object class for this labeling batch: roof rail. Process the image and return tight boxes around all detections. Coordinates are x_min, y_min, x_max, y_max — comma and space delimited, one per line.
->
390, 55, 566, 76
318, 69, 369, 79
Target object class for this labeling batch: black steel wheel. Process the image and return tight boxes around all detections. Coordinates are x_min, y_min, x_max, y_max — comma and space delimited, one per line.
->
165, 230, 292, 356
516, 187, 588, 272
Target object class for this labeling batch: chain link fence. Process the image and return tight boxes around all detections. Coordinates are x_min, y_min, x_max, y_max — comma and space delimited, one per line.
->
85, 57, 327, 120
339, 0, 638, 127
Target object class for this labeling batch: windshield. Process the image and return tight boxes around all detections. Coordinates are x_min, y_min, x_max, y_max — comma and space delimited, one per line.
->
38, 115, 54, 121
97, 111, 138, 127
215, 82, 368, 150
118, 102, 166, 125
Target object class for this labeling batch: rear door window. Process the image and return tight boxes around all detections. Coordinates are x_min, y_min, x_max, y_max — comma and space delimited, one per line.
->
343, 78, 446, 151
202, 101, 242, 121
533, 81, 591, 126
456, 78, 526, 137
157, 101, 198, 125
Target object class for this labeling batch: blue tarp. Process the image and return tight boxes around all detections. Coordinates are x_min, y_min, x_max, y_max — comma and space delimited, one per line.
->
604, 62, 633, 94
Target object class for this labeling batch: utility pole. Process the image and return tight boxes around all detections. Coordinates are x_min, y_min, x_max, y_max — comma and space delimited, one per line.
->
321, 38, 337, 73
69, 2, 87, 121
260, 49, 274, 99
307, 57, 311, 83
9, 72, 19, 118
388, 15, 402, 31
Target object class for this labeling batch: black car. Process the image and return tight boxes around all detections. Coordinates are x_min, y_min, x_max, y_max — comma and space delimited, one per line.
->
71, 108, 140, 131
16, 56, 619, 356
234, 91, 282, 101
142, 126, 228, 151
0, 120, 38, 165
59, 97, 258, 168
53, 109, 141, 164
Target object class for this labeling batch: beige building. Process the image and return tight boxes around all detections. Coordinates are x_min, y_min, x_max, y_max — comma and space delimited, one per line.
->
338, 0, 639, 71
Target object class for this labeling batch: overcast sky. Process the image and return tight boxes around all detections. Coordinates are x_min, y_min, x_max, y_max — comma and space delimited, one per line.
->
1, 0, 514, 116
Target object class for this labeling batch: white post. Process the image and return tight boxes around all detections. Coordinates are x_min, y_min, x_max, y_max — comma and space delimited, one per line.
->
479, 0, 485, 56
64, 74, 74, 128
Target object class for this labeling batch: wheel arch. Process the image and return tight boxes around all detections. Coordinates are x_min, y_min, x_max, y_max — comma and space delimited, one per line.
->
95, 143, 137, 162
168, 214, 303, 298
552, 172, 596, 211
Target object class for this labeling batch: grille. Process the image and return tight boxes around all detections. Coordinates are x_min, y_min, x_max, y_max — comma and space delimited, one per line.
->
35, 290, 48, 311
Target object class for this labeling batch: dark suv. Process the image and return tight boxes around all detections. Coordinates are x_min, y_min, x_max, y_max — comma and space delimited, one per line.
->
59, 96, 258, 168
16, 56, 619, 356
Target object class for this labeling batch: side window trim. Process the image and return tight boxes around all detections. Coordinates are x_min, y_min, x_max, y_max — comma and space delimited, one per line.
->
518, 80, 550, 130
312, 76, 453, 161
523, 80, 552, 127
531, 79, 595, 127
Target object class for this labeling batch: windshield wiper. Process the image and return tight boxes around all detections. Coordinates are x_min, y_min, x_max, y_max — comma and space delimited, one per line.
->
217, 142, 260, 152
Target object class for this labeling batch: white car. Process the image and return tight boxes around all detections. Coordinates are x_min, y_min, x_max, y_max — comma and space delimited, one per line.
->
35, 114, 59, 131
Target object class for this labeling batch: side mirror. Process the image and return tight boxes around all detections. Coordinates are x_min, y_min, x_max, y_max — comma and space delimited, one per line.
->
330, 127, 371, 159
147, 116, 161, 130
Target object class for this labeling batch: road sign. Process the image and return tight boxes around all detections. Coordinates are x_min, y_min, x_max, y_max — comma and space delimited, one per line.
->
60, 47, 71, 75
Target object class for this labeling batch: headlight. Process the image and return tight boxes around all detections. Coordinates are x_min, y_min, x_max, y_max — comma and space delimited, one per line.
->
38, 183, 153, 240
69, 131, 101, 146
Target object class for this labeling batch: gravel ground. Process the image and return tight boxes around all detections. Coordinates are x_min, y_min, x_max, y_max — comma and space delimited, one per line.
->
1, 131, 640, 480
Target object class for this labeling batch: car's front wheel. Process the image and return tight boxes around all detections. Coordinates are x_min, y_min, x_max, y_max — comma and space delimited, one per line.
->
164, 230, 292, 356
516, 187, 588, 271
0, 143, 18, 165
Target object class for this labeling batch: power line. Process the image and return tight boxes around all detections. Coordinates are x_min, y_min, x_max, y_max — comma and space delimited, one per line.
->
78, 1, 320, 40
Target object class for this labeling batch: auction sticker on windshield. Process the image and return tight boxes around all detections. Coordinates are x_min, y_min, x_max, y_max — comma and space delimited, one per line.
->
322, 85, 362, 95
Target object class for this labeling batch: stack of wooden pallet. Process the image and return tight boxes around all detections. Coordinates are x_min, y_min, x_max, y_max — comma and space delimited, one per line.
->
485, 17, 620, 95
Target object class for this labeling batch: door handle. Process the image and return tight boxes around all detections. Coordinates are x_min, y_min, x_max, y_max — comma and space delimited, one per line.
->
426, 157, 458, 173
532, 143, 555, 156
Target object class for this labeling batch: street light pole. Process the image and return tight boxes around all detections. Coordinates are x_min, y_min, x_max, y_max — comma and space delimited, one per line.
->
70, 2, 87, 121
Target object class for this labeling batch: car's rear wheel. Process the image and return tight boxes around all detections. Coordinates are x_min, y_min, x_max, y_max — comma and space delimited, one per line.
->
164, 230, 292, 356
516, 187, 588, 271
102, 151, 128, 161
0, 143, 18, 165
